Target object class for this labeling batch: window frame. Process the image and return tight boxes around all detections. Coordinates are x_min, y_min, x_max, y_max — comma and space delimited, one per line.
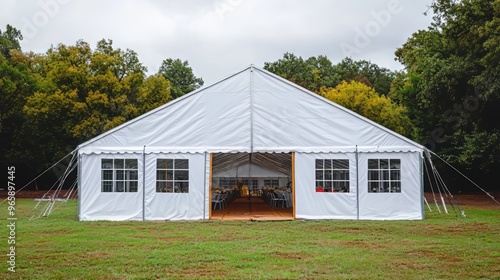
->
367, 158, 401, 193
156, 158, 190, 193
263, 179, 279, 187
101, 159, 138, 193
315, 159, 350, 193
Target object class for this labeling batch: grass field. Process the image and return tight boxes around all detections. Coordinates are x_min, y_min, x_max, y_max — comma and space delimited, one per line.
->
0, 198, 499, 279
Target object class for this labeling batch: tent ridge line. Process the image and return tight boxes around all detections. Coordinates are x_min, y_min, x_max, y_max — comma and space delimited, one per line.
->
249, 65, 255, 153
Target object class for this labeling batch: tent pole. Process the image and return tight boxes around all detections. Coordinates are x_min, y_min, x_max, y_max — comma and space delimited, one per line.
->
203, 152, 207, 220
355, 145, 360, 220
142, 145, 146, 221
420, 152, 425, 218
248, 154, 252, 198
77, 153, 81, 220
208, 153, 213, 219
291, 152, 296, 219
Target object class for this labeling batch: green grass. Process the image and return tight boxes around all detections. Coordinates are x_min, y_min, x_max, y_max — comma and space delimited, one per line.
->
0, 199, 499, 279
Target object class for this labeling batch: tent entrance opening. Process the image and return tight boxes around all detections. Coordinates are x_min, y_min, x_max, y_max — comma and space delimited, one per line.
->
210, 153, 293, 220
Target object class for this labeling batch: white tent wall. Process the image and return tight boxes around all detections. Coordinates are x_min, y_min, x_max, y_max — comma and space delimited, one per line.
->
295, 152, 358, 219
144, 153, 206, 220
358, 152, 423, 220
79, 152, 144, 221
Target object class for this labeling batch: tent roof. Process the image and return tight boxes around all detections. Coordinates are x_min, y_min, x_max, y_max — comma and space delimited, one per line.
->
78, 65, 424, 154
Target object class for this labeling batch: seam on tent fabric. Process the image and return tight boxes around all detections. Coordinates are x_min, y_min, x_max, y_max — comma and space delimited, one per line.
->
252, 66, 425, 150
249, 65, 254, 152
77, 153, 82, 220
142, 145, 146, 221
355, 145, 360, 220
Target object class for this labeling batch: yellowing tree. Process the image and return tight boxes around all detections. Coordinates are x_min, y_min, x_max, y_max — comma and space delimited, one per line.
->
319, 81, 412, 136
23, 40, 172, 141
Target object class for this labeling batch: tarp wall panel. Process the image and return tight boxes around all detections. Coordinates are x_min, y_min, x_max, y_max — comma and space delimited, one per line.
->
295, 152, 358, 219
79, 153, 143, 221
144, 153, 205, 220
358, 152, 423, 220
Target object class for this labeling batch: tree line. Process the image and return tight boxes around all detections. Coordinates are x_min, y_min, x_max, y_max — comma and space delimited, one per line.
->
1, 0, 498, 191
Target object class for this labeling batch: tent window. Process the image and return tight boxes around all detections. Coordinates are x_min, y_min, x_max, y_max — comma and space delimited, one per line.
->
243, 179, 259, 190
219, 178, 237, 189
263, 179, 279, 187
315, 159, 350, 193
368, 159, 401, 193
217, 178, 258, 189
156, 159, 189, 193
101, 159, 138, 192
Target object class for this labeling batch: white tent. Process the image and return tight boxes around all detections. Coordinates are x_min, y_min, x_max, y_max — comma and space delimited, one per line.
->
77, 65, 425, 221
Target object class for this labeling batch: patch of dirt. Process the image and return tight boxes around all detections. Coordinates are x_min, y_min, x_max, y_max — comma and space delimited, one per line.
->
0, 190, 74, 198
338, 240, 388, 250
181, 263, 228, 278
406, 249, 438, 258
273, 251, 307, 260
406, 249, 462, 265
424, 193, 499, 210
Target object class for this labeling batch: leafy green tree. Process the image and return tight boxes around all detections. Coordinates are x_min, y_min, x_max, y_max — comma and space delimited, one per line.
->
335, 58, 396, 96
0, 24, 22, 59
394, 0, 500, 188
158, 58, 203, 99
0, 52, 35, 133
263, 53, 339, 92
22, 39, 171, 167
264, 53, 396, 95
320, 81, 412, 135
136, 74, 172, 115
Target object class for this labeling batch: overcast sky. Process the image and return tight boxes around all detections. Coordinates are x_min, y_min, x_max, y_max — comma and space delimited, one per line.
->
1, 0, 434, 84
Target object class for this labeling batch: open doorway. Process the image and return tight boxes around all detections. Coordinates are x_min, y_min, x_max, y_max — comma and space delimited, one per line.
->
210, 153, 294, 221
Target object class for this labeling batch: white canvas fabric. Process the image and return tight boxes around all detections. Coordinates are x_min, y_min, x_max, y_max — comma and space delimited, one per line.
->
144, 153, 207, 220
79, 153, 144, 221
77, 65, 424, 221
295, 152, 358, 219
358, 152, 423, 220
77, 66, 423, 153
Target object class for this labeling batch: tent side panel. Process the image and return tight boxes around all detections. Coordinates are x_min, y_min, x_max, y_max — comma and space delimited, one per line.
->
294, 152, 358, 219
79, 153, 143, 221
144, 153, 205, 220
358, 152, 423, 220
